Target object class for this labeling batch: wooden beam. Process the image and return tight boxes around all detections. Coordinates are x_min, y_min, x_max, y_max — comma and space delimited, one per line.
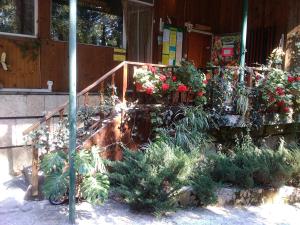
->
122, 62, 128, 103
31, 144, 39, 197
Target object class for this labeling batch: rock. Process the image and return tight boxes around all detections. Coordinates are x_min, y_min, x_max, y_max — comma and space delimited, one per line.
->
177, 186, 198, 207
216, 187, 238, 206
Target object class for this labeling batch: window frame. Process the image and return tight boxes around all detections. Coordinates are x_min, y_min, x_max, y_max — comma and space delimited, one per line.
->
0, 0, 38, 38
50, 0, 124, 48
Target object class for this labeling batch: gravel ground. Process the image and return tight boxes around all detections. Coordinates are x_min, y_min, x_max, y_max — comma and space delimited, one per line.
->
1, 175, 300, 225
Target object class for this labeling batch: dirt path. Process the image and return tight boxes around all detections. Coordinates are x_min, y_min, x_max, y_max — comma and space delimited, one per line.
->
1, 176, 300, 225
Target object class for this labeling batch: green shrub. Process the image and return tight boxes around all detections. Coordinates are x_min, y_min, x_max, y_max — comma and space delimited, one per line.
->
206, 136, 299, 188
191, 169, 217, 206
288, 146, 300, 187
109, 141, 196, 215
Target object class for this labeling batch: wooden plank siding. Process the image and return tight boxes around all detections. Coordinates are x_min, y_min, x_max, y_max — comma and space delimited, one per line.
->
0, 0, 120, 92
152, 0, 293, 64
0, 0, 298, 91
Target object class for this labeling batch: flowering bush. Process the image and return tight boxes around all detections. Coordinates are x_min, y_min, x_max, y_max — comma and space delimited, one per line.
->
257, 68, 293, 114
133, 65, 161, 94
133, 61, 208, 105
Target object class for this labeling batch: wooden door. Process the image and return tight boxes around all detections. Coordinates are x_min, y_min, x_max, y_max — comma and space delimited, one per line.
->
187, 32, 212, 68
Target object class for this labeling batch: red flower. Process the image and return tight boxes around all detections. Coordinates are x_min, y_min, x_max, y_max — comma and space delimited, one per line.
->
277, 100, 285, 107
162, 83, 170, 91
288, 76, 295, 83
146, 87, 154, 95
268, 95, 275, 102
197, 91, 204, 97
159, 75, 167, 82
172, 76, 177, 81
203, 79, 208, 85
135, 83, 143, 92
283, 107, 290, 113
177, 84, 188, 92
296, 77, 300, 82
275, 87, 285, 96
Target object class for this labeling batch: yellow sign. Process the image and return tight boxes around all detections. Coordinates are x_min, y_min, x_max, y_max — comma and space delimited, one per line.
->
113, 54, 126, 61
114, 48, 126, 54
170, 30, 177, 46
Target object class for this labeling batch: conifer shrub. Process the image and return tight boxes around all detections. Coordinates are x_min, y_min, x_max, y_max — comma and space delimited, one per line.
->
109, 141, 196, 215
206, 136, 299, 188
190, 169, 217, 206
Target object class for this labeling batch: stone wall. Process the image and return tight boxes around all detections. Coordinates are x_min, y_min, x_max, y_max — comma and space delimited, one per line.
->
0, 93, 100, 177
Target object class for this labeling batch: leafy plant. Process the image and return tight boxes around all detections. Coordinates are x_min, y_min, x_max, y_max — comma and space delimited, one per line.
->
156, 106, 214, 153
109, 141, 196, 215
206, 135, 299, 188
191, 169, 217, 206
41, 146, 110, 205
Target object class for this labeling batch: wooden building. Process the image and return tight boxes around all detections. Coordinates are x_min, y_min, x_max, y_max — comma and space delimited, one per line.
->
0, 0, 299, 92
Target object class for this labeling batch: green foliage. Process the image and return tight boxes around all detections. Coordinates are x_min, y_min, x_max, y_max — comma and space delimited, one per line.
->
41, 146, 109, 205
81, 174, 110, 205
206, 135, 299, 188
175, 61, 206, 90
109, 141, 196, 215
191, 170, 217, 206
51, 0, 123, 47
41, 151, 67, 174
155, 106, 213, 153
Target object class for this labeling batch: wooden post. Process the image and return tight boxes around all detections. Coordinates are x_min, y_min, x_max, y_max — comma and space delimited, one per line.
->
31, 144, 39, 197
84, 92, 89, 106
59, 109, 65, 120
122, 63, 128, 103
100, 82, 105, 105
111, 73, 115, 96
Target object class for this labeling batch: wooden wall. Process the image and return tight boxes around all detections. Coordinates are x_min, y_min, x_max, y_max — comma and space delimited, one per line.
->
152, 0, 292, 64
0, 0, 120, 92
0, 0, 298, 91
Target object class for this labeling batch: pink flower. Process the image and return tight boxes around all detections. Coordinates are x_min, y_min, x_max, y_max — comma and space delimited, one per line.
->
177, 85, 188, 92
288, 76, 295, 83
160, 75, 167, 82
146, 87, 154, 95
172, 76, 177, 81
162, 83, 170, 91
203, 79, 208, 85
148, 65, 157, 74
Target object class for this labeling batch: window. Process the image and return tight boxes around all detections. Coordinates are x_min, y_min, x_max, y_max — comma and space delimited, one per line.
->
0, 0, 37, 36
51, 0, 123, 48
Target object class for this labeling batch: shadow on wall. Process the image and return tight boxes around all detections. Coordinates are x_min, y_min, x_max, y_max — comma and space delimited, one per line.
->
0, 120, 32, 177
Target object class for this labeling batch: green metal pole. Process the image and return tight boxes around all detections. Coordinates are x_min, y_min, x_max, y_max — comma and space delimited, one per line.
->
239, 0, 248, 83
68, 0, 77, 224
